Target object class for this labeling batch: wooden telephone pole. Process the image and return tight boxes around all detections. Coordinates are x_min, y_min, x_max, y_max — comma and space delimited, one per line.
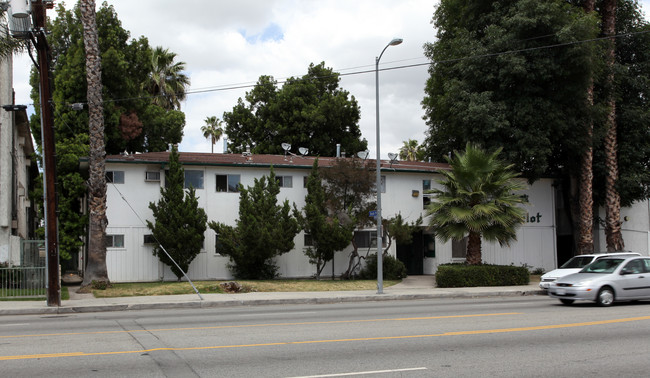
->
31, 0, 60, 306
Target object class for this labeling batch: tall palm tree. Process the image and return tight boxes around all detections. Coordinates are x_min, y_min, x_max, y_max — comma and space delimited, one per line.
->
398, 139, 424, 161
146, 46, 190, 110
201, 116, 224, 153
79, 0, 109, 289
577, 0, 596, 255
602, 0, 624, 251
427, 144, 528, 265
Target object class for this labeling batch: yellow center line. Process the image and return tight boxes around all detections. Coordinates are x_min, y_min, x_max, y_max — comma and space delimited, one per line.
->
0, 312, 521, 339
1, 315, 649, 361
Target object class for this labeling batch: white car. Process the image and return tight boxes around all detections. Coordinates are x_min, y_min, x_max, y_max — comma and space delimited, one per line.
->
548, 256, 650, 306
539, 252, 641, 290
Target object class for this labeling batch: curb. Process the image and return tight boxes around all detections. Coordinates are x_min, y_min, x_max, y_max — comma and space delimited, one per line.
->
0, 289, 546, 316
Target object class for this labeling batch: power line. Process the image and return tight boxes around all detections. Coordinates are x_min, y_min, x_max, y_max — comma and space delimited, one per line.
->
25, 28, 650, 109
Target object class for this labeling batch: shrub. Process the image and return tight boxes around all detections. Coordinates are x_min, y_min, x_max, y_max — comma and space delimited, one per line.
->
435, 263, 529, 288
358, 254, 407, 280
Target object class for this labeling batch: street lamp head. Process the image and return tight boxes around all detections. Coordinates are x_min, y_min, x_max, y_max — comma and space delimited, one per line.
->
389, 38, 403, 46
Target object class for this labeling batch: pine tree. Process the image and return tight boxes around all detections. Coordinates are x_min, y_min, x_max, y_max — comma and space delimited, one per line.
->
147, 146, 207, 280
298, 160, 353, 279
209, 168, 299, 279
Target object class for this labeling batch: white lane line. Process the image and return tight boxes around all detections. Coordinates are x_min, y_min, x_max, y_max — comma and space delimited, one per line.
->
288, 367, 428, 377
0, 324, 29, 327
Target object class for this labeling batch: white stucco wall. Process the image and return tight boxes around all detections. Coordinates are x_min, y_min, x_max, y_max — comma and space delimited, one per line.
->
103, 159, 568, 281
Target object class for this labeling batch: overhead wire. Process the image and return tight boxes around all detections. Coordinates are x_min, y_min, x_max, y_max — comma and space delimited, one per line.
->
19, 28, 650, 110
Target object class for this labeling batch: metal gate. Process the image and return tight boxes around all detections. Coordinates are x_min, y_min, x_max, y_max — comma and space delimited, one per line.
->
0, 240, 46, 298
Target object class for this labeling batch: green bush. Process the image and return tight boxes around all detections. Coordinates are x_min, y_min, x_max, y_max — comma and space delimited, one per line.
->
359, 254, 407, 280
435, 263, 529, 287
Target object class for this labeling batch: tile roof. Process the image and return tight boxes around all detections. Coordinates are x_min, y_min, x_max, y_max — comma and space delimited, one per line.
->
103, 152, 450, 173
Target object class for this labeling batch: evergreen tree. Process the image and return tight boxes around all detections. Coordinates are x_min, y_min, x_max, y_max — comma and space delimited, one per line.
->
297, 160, 353, 279
422, 0, 600, 181
223, 62, 367, 157
209, 168, 299, 279
320, 158, 376, 279
147, 146, 207, 280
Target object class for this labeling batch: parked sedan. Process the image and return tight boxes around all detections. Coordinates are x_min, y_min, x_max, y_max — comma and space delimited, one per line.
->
548, 256, 650, 306
539, 252, 640, 290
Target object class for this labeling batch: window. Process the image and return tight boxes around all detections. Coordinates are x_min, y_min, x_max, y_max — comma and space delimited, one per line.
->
216, 174, 240, 192
424, 233, 436, 258
184, 170, 204, 189
106, 171, 125, 184
215, 233, 224, 255
276, 175, 293, 188
303, 176, 309, 188
145, 171, 160, 182
452, 237, 467, 259
106, 234, 124, 248
423, 179, 433, 209
354, 230, 377, 249
304, 233, 313, 247
143, 234, 155, 244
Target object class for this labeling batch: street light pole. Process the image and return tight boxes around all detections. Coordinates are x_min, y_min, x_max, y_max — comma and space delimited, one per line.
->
375, 38, 402, 294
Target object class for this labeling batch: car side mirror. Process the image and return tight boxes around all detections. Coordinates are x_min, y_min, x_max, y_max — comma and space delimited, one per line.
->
620, 268, 632, 275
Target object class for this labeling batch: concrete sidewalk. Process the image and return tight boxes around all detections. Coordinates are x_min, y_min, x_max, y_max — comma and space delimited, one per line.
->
0, 276, 546, 316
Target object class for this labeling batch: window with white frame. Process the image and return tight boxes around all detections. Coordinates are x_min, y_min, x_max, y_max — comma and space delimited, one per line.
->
143, 234, 155, 244
423, 179, 433, 209
105, 171, 125, 184
276, 175, 293, 188
354, 230, 377, 248
303, 233, 313, 247
145, 171, 160, 182
106, 234, 125, 248
215, 233, 224, 255
216, 174, 240, 192
184, 170, 204, 189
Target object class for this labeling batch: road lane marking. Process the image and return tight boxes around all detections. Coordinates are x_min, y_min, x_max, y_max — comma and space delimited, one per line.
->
288, 367, 428, 377
1, 315, 649, 361
0, 312, 521, 339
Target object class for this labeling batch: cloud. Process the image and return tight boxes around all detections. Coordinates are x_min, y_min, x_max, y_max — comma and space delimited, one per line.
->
13, 0, 650, 160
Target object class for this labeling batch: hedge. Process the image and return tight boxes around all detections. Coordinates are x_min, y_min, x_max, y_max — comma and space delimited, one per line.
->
435, 263, 529, 288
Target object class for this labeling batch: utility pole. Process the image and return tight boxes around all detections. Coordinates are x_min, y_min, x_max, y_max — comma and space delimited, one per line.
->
31, 0, 59, 306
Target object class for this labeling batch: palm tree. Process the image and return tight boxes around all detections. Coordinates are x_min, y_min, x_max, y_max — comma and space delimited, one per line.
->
602, 0, 624, 251
577, 0, 595, 255
146, 46, 190, 110
201, 116, 224, 153
79, 0, 109, 289
427, 144, 528, 265
398, 139, 424, 161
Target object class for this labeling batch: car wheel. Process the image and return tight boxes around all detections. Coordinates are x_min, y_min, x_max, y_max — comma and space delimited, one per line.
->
560, 299, 574, 305
596, 287, 615, 307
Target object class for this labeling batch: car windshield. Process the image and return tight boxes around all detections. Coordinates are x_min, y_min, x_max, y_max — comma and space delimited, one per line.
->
580, 258, 624, 274
560, 256, 594, 269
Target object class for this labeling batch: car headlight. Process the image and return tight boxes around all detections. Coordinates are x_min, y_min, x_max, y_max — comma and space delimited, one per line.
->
569, 281, 591, 287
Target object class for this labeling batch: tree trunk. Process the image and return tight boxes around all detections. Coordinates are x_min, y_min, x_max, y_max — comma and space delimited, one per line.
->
602, 0, 625, 251
80, 0, 109, 289
466, 232, 482, 265
577, 0, 596, 255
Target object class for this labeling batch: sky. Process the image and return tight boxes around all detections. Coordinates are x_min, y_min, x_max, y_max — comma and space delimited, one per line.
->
11, 0, 650, 159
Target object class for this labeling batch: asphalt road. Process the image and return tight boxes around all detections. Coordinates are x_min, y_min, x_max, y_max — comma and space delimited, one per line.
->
1, 296, 650, 377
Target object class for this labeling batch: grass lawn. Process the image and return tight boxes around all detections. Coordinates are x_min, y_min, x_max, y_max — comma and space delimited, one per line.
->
0, 286, 70, 301
92, 279, 400, 298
